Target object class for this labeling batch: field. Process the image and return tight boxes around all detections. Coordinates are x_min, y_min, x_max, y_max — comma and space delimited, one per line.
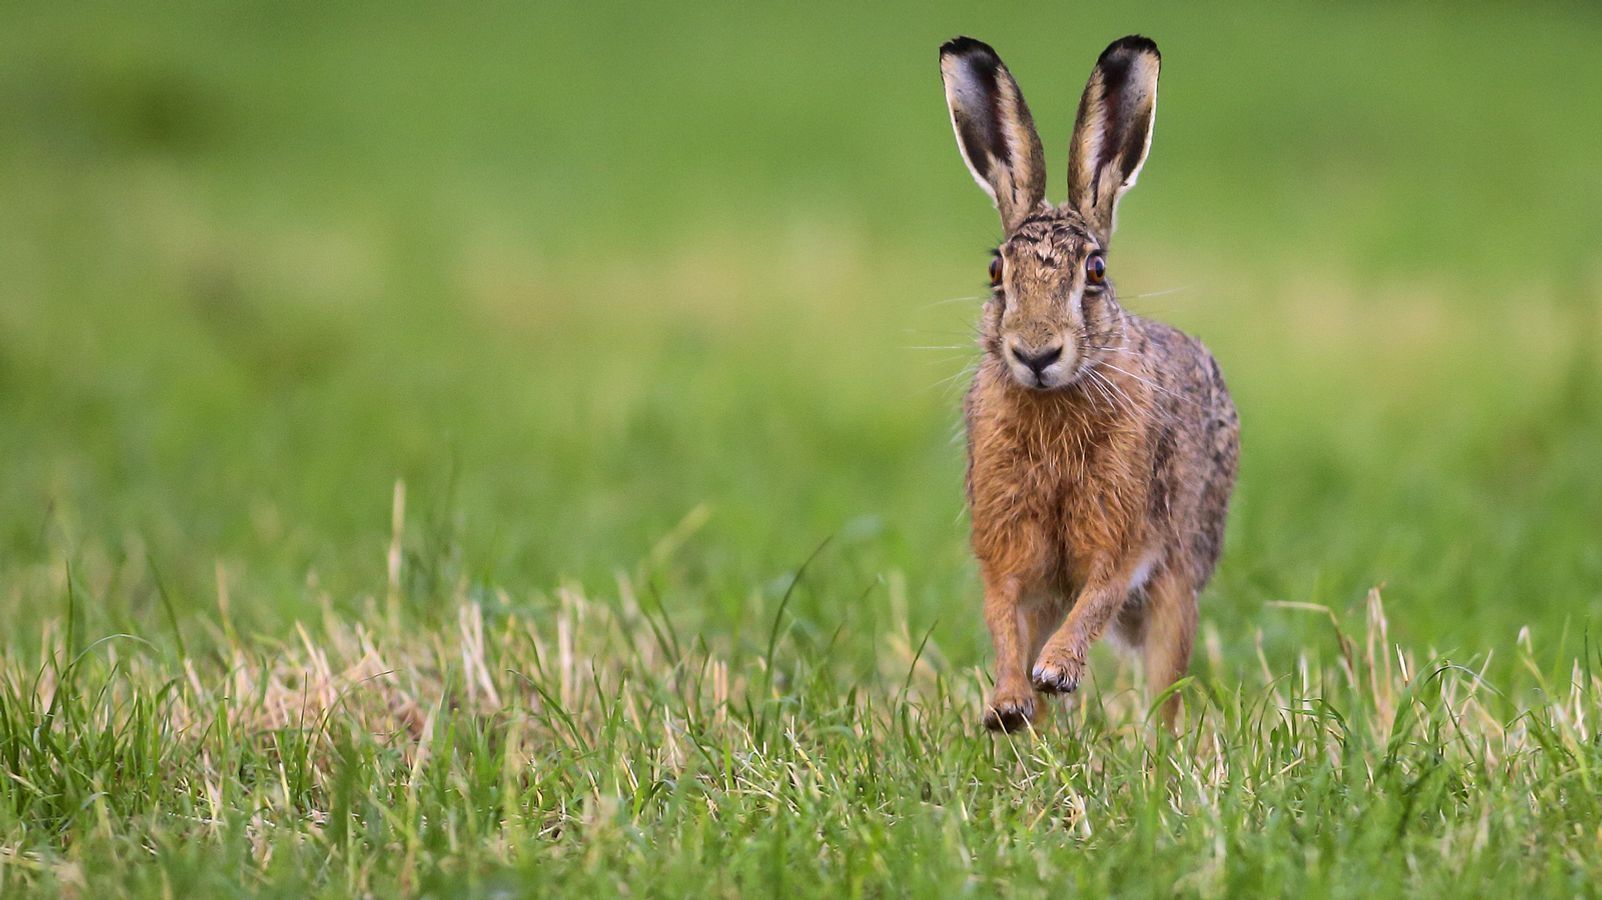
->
2, 1, 1601, 895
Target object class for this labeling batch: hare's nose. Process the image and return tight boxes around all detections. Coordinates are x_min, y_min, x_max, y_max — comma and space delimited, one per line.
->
1011, 343, 1062, 375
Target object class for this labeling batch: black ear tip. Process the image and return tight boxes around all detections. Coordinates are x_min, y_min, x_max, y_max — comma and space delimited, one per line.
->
941, 36, 999, 61
1100, 34, 1160, 63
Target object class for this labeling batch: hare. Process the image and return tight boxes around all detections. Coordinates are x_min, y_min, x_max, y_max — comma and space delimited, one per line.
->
938, 35, 1239, 731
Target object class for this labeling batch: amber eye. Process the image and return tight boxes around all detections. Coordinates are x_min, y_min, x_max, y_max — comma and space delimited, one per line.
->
988, 255, 1004, 287
1085, 253, 1106, 285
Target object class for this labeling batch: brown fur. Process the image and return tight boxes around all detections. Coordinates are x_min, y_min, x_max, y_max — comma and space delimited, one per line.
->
940, 36, 1240, 731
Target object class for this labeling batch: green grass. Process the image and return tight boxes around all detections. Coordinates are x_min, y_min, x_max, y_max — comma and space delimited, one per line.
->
2, 0, 1601, 895
5, 581, 1602, 896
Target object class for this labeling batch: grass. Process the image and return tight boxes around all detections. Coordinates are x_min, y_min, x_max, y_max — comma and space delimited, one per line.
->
2, 0, 1601, 895
4, 567, 1602, 895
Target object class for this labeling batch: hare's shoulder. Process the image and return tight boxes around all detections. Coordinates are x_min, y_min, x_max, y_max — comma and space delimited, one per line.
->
1126, 317, 1231, 414
1125, 316, 1238, 483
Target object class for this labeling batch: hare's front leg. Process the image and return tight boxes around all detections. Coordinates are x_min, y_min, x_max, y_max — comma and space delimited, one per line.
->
981, 575, 1037, 732
1031, 565, 1129, 695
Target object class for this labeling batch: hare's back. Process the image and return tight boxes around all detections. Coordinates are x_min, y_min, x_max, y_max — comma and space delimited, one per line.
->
1135, 318, 1240, 585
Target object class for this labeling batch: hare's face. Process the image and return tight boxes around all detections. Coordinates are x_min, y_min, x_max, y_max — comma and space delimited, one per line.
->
941, 35, 1160, 389
987, 209, 1118, 390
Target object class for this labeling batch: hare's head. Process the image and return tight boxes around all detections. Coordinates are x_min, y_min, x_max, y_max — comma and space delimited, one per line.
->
940, 36, 1160, 390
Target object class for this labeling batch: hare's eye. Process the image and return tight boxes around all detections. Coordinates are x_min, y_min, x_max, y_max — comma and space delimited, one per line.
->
1084, 253, 1106, 286
988, 255, 1004, 287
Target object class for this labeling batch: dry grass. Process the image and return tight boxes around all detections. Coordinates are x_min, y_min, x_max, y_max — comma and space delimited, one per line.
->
4, 545, 1599, 896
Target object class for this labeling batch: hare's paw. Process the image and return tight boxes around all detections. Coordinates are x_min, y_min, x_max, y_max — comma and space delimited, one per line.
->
1031, 651, 1085, 695
982, 688, 1037, 733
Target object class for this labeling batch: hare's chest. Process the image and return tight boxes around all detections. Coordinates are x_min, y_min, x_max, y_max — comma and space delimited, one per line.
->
967, 416, 1141, 572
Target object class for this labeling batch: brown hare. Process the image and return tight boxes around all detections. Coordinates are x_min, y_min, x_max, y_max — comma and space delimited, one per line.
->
938, 35, 1240, 731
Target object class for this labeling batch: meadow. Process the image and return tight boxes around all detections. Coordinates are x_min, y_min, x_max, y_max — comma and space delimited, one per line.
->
1, 1, 1600, 895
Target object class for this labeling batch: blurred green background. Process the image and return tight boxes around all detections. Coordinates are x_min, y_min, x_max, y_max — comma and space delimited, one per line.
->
1, 1, 1599, 671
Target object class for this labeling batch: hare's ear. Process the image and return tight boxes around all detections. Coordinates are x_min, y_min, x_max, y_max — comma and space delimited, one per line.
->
1066, 36, 1161, 240
939, 37, 1047, 231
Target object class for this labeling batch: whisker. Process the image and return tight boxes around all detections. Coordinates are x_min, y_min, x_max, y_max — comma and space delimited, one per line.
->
1082, 369, 1123, 415
929, 359, 980, 396
1098, 360, 1203, 410
1088, 368, 1141, 418
903, 327, 981, 337
1078, 365, 1130, 416
1123, 284, 1196, 300
914, 294, 989, 310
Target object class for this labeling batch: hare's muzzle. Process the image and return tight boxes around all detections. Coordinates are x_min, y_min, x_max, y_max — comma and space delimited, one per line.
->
1004, 338, 1074, 390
